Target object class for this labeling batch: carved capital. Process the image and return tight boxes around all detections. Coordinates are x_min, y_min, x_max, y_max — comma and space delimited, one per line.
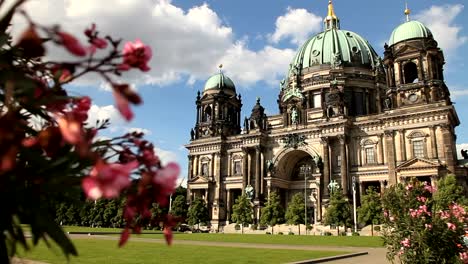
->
384, 130, 394, 138
320, 137, 329, 145
338, 135, 347, 144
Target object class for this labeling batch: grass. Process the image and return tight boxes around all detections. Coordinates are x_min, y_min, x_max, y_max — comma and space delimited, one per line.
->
136, 233, 384, 248
16, 238, 348, 264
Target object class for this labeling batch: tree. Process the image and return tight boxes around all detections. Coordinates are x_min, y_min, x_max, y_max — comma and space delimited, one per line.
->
260, 192, 284, 234
187, 197, 209, 230
433, 174, 468, 211
171, 195, 188, 221
323, 189, 352, 235
285, 193, 305, 235
357, 187, 383, 236
231, 194, 253, 234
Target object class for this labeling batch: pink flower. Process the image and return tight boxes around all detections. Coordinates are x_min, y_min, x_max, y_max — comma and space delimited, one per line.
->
460, 252, 468, 262
122, 39, 152, 72
425, 224, 432, 230
153, 162, 180, 205
401, 238, 411, 248
447, 222, 457, 231
417, 196, 427, 203
113, 88, 133, 121
405, 184, 413, 191
57, 114, 83, 145
82, 160, 139, 200
58, 32, 87, 57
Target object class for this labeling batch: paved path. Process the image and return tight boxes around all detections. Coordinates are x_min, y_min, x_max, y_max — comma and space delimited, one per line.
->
69, 234, 392, 263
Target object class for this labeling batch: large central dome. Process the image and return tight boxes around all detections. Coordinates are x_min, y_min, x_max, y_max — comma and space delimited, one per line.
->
289, 1, 379, 74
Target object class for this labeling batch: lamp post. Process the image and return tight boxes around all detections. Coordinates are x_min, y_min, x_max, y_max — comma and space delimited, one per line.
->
352, 176, 357, 233
301, 165, 311, 235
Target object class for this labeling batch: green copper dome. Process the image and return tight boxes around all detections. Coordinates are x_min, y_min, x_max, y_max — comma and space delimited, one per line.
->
290, 28, 380, 72
388, 21, 433, 46
203, 72, 236, 92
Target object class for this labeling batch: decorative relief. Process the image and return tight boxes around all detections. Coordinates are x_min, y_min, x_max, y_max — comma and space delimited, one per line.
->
282, 133, 307, 149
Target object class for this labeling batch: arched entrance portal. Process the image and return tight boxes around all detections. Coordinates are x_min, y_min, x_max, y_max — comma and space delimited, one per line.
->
267, 148, 322, 224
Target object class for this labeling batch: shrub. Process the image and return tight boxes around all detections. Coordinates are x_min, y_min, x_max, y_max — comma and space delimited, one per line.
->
278, 232, 284, 235
323, 231, 332, 236
339, 231, 347, 236
373, 226, 381, 232
266, 232, 272, 235
250, 224, 258, 230
382, 179, 468, 263
288, 232, 295, 235
306, 224, 313, 231
234, 224, 241, 231
352, 232, 360, 236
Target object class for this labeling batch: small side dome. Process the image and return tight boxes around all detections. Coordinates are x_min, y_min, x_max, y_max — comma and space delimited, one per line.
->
203, 72, 236, 92
388, 21, 433, 46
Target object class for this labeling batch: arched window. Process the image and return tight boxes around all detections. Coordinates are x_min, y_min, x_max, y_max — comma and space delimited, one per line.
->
403, 62, 418, 84
362, 139, 377, 165
203, 105, 212, 122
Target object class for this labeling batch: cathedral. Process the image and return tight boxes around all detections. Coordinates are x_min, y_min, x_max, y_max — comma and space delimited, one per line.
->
185, 1, 467, 229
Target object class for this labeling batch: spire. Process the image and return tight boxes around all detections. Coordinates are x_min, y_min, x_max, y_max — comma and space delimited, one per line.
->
218, 64, 224, 88
324, 0, 340, 30
218, 64, 223, 73
404, 2, 411, 22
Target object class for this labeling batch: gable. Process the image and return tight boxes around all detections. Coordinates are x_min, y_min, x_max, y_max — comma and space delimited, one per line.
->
396, 157, 440, 171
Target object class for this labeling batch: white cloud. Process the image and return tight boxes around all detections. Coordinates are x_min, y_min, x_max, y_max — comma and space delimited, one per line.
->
219, 41, 296, 87
415, 4, 467, 56
9, 0, 298, 89
86, 104, 124, 132
269, 7, 322, 45
154, 147, 178, 166
127, 127, 152, 136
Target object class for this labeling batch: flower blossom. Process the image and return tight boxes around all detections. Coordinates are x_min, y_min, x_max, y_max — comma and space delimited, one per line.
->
416, 196, 427, 203
58, 32, 87, 57
82, 160, 139, 200
121, 39, 152, 72
425, 224, 432, 230
401, 238, 411, 248
447, 222, 457, 231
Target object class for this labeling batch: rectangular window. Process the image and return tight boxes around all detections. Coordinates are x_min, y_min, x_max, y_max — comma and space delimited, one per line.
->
413, 140, 425, 158
337, 155, 341, 167
201, 163, 209, 176
365, 147, 376, 164
313, 93, 322, 108
234, 161, 242, 175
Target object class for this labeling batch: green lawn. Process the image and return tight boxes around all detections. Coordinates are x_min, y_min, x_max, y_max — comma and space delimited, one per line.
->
16, 239, 347, 264
136, 233, 384, 248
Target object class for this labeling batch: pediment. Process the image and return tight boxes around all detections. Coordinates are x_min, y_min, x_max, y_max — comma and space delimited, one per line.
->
188, 176, 210, 184
393, 44, 420, 57
396, 157, 440, 171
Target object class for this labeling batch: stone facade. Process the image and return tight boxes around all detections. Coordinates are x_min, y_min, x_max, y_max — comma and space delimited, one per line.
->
185, 4, 468, 230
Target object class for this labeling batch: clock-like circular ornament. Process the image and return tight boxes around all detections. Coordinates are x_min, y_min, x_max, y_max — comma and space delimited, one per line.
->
408, 93, 418, 103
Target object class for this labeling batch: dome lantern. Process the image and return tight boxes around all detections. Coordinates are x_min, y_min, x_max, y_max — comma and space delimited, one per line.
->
324, 0, 340, 30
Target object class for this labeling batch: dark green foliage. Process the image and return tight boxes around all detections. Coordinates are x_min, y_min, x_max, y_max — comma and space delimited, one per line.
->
357, 187, 383, 236
323, 190, 352, 235
285, 193, 305, 235
171, 195, 188, 220
231, 194, 253, 234
187, 197, 209, 230
260, 192, 284, 234
433, 174, 468, 210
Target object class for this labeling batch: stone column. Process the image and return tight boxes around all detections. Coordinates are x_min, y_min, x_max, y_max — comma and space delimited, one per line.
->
227, 153, 232, 176
247, 151, 252, 186
211, 153, 216, 179
398, 129, 406, 162
226, 189, 231, 222
429, 125, 438, 159
385, 130, 397, 185
440, 124, 456, 173
188, 155, 193, 180
378, 134, 384, 165
194, 156, 199, 176
356, 137, 362, 166
255, 146, 261, 199
339, 135, 348, 196
321, 137, 330, 199
379, 180, 386, 195
242, 148, 248, 188
260, 151, 265, 195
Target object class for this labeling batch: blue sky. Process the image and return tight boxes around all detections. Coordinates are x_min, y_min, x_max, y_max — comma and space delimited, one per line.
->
14, 0, 468, 184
